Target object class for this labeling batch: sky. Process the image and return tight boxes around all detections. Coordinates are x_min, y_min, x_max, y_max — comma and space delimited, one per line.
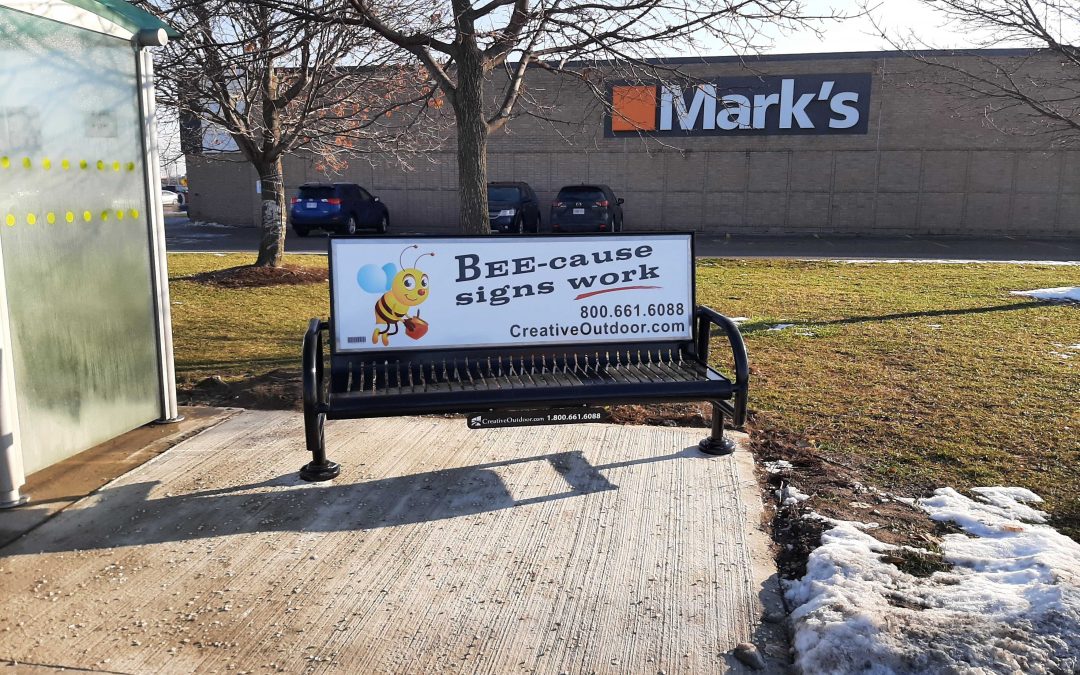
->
710, 0, 994, 56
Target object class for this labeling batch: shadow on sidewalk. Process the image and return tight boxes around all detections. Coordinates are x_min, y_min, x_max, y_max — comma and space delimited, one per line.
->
2, 447, 709, 557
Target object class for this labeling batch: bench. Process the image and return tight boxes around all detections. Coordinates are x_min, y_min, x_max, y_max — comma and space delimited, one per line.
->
300, 233, 749, 481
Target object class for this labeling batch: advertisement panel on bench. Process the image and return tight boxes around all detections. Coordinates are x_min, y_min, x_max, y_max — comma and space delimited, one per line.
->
330, 234, 694, 353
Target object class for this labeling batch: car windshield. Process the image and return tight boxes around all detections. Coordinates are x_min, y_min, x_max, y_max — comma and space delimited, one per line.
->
557, 188, 605, 202
488, 186, 520, 202
299, 186, 336, 199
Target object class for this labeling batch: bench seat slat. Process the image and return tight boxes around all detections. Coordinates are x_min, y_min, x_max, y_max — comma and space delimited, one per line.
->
325, 371, 735, 419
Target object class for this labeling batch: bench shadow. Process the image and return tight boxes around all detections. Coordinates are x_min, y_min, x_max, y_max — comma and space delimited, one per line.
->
2, 447, 709, 557
739, 300, 1046, 334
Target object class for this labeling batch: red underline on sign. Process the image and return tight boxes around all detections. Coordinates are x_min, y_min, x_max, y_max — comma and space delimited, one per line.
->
574, 285, 662, 300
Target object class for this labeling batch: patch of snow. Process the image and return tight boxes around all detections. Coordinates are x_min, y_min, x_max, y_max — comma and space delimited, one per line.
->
765, 460, 793, 474
776, 483, 810, 506
926, 324, 942, 330
729, 316, 750, 325
787, 487, 1080, 674
834, 259, 1080, 266
768, 324, 795, 331
1011, 286, 1080, 303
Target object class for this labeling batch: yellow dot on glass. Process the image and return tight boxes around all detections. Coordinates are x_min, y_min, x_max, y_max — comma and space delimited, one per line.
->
80, 160, 88, 170
46, 212, 56, 224
100, 210, 109, 221
1, 157, 10, 169
126, 162, 135, 172
116, 210, 125, 220
26, 214, 36, 225
112, 161, 121, 172
96, 160, 105, 170
65, 212, 75, 223
62, 159, 70, 170
5, 215, 14, 227
82, 211, 92, 222
22, 157, 31, 169
42, 158, 51, 170
130, 209, 139, 219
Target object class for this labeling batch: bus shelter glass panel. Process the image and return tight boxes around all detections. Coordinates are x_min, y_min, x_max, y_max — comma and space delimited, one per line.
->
0, 8, 160, 474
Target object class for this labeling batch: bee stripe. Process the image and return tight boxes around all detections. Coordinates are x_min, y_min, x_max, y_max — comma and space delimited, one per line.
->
376, 296, 406, 323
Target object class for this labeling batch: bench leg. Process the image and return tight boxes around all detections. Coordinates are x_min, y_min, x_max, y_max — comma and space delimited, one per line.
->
699, 402, 736, 456
300, 410, 340, 481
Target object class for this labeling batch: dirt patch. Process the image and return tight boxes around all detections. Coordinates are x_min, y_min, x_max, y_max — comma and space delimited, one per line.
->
178, 369, 303, 410
182, 264, 328, 288
748, 415, 953, 581
608, 402, 710, 427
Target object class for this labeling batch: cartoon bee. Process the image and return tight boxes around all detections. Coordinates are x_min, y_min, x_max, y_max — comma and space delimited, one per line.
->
356, 245, 434, 346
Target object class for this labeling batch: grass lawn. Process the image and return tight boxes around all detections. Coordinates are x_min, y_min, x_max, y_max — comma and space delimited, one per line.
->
168, 253, 1080, 535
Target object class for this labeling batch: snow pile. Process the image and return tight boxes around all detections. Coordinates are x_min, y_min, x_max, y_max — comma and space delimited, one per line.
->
787, 487, 1080, 674
1011, 286, 1080, 303
765, 460, 794, 475
1049, 344, 1080, 360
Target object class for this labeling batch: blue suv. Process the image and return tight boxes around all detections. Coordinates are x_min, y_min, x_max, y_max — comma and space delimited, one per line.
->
290, 183, 389, 236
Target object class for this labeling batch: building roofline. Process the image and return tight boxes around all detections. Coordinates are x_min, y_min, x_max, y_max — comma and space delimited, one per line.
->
557, 47, 1044, 69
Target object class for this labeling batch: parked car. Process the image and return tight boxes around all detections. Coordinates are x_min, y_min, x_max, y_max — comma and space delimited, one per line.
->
160, 189, 180, 207
487, 181, 541, 233
549, 184, 624, 233
290, 183, 388, 236
162, 184, 188, 206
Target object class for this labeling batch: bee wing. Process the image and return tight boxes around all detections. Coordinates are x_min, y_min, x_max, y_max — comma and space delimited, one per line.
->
357, 263, 396, 294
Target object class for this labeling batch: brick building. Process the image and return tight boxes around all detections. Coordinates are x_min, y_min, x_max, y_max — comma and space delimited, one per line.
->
185, 49, 1079, 237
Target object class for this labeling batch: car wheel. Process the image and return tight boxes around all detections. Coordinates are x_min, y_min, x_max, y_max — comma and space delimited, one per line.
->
534, 216, 541, 234
377, 214, 388, 234
293, 225, 310, 237
342, 216, 358, 236
514, 216, 524, 234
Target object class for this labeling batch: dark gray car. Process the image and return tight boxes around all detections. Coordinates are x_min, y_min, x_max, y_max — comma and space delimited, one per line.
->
487, 182, 541, 233
550, 184, 624, 233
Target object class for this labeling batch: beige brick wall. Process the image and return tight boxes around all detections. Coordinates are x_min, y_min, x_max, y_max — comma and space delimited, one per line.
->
187, 51, 1078, 236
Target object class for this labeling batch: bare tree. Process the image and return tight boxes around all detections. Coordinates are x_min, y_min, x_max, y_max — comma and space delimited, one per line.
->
881, 0, 1079, 144
141, 0, 445, 267
261, 0, 822, 233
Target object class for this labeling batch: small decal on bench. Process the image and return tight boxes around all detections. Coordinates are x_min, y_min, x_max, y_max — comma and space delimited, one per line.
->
347, 336, 367, 344
467, 408, 610, 429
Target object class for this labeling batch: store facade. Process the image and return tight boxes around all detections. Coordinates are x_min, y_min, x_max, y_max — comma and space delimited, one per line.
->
187, 49, 1079, 237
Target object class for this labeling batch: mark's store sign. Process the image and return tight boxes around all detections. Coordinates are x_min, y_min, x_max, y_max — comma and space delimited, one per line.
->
606, 73, 871, 137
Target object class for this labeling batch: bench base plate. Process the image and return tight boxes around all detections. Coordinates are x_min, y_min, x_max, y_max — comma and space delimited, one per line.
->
300, 460, 341, 482
698, 436, 735, 456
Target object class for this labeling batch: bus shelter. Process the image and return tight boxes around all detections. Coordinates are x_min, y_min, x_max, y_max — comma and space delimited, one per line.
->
0, 0, 179, 506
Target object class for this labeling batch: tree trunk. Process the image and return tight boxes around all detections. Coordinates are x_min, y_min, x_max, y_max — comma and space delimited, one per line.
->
453, 44, 490, 235
254, 157, 287, 267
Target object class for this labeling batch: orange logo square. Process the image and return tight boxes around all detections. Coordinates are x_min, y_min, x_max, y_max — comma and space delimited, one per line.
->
611, 85, 657, 132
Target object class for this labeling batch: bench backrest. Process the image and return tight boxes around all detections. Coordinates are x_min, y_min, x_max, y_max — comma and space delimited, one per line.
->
327, 233, 696, 361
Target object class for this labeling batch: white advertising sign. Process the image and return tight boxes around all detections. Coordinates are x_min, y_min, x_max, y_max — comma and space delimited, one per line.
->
330, 234, 694, 352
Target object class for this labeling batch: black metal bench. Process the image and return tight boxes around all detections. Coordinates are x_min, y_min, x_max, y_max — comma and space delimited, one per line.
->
299, 237, 749, 481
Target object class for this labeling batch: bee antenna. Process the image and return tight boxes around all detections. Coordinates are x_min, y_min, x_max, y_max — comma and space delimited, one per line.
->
413, 252, 435, 268
399, 244, 419, 269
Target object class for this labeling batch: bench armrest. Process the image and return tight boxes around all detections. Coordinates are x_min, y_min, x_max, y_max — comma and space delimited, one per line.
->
303, 318, 328, 411
694, 306, 749, 426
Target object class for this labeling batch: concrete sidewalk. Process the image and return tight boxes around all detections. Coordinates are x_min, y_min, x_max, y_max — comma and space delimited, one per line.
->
0, 411, 786, 673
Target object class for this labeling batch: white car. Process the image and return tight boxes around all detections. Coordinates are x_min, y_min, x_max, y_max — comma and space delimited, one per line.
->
160, 190, 180, 207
